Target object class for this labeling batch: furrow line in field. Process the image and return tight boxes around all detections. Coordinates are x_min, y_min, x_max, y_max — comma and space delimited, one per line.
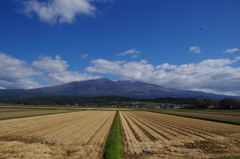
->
133, 112, 216, 140
124, 111, 153, 142
120, 112, 143, 155
145, 111, 237, 136
75, 112, 113, 146
121, 112, 144, 142
0, 111, 116, 159
125, 111, 179, 139
119, 112, 136, 144
124, 112, 158, 142
32, 119, 85, 140
75, 113, 112, 146
87, 111, 116, 147
120, 111, 240, 159
124, 111, 165, 141
44, 112, 106, 145
0, 111, 94, 136
26, 112, 99, 141
0, 111, 101, 144
130, 112, 190, 139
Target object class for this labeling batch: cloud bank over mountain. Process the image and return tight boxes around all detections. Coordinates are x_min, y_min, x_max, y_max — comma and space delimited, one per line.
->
86, 57, 240, 96
1, 52, 240, 96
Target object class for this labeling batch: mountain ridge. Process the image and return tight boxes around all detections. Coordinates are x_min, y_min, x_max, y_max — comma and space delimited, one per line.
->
0, 78, 238, 100
27, 78, 236, 100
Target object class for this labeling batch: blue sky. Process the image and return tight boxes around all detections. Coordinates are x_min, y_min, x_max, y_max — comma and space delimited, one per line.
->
0, 0, 240, 96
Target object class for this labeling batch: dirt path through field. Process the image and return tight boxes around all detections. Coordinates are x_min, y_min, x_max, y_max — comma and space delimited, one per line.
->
0, 111, 115, 159
120, 111, 240, 159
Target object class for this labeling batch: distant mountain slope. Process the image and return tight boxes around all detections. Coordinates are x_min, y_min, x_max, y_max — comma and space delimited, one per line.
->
28, 78, 235, 100
30, 78, 125, 96
0, 78, 238, 100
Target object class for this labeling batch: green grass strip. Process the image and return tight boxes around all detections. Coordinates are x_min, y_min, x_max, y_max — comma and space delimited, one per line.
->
103, 111, 124, 159
151, 111, 240, 126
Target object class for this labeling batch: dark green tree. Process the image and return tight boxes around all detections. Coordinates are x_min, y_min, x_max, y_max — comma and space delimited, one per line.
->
195, 99, 206, 108
205, 99, 214, 107
219, 98, 238, 109
194, 99, 214, 109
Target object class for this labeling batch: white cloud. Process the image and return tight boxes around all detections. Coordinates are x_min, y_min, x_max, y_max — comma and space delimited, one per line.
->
0, 53, 42, 89
189, 46, 201, 53
81, 54, 88, 59
43, 71, 101, 85
86, 59, 125, 73
32, 55, 101, 85
132, 55, 139, 59
0, 53, 101, 89
21, 0, 99, 24
86, 57, 240, 96
86, 59, 156, 82
155, 63, 177, 70
224, 48, 239, 54
32, 55, 68, 72
117, 49, 140, 56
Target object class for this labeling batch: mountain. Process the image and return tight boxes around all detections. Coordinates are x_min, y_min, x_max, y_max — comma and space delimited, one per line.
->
28, 78, 235, 100
0, 78, 238, 100
30, 78, 125, 97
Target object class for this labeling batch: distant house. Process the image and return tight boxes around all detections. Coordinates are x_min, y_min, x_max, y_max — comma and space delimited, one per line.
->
209, 105, 218, 109
173, 105, 184, 109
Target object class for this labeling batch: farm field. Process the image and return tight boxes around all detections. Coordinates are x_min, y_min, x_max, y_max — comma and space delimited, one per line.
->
96, 108, 133, 111
120, 111, 240, 159
193, 110, 240, 115
0, 108, 77, 119
159, 110, 240, 122
0, 108, 34, 112
158, 109, 240, 115
0, 111, 115, 159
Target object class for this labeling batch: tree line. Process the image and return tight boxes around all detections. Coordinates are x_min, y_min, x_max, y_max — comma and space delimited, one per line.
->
0, 95, 239, 109
194, 98, 240, 109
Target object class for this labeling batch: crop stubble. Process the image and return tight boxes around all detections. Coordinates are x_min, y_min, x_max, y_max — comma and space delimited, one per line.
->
0, 111, 115, 159
161, 111, 240, 121
120, 111, 240, 159
0, 109, 77, 119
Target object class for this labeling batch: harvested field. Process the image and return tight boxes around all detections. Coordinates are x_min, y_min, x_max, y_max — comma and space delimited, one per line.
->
0, 108, 35, 112
0, 111, 115, 159
98, 108, 133, 111
120, 111, 240, 159
192, 111, 240, 116
0, 109, 77, 119
161, 111, 240, 122
159, 109, 240, 116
